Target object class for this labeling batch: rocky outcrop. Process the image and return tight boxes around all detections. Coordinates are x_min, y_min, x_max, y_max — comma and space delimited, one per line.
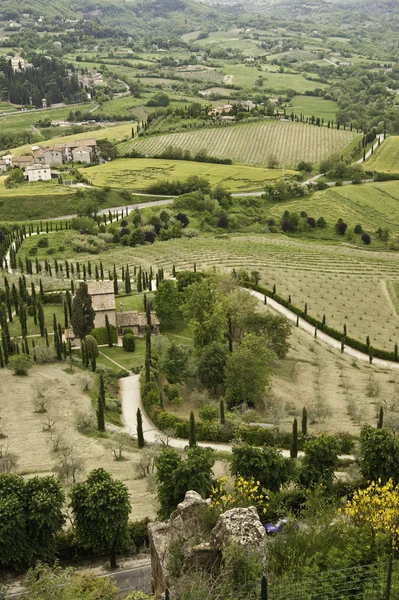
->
212, 506, 266, 549
148, 491, 266, 598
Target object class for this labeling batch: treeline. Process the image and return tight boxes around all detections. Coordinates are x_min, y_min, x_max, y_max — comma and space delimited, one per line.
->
0, 55, 85, 107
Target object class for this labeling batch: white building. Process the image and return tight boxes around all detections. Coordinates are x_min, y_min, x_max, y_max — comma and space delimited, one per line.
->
72, 147, 91, 163
25, 164, 51, 183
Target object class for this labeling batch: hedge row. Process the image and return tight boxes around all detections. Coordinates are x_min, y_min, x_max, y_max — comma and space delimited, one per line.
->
141, 381, 355, 452
90, 325, 118, 345
244, 282, 397, 362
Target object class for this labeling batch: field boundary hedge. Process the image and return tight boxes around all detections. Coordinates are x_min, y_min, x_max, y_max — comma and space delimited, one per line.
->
243, 282, 398, 362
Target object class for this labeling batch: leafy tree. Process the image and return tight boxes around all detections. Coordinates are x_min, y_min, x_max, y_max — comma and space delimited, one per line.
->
7, 354, 33, 375
300, 434, 340, 489
197, 342, 229, 392
71, 468, 131, 569
137, 408, 145, 449
360, 425, 399, 484
155, 447, 215, 519
225, 334, 274, 408
244, 313, 291, 359
335, 220, 348, 235
231, 445, 289, 493
161, 342, 191, 384
153, 280, 181, 327
71, 283, 95, 339
183, 277, 227, 347
25, 476, 65, 564
0, 474, 64, 570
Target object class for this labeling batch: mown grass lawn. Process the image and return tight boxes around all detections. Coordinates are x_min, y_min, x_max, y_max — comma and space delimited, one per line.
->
366, 137, 399, 173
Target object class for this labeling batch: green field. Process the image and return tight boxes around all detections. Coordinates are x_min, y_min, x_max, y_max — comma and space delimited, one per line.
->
366, 137, 399, 173
269, 180, 399, 235
20, 228, 399, 351
0, 103, 95, 134
118, 121, 359, 168
223, 64, 328, 92
12, 122, 136, 156
290, 96, 338, 122
80, 158, 295, 192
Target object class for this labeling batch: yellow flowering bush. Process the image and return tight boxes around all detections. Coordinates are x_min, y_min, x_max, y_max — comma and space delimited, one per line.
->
345, 479, 399, 547
210, 476, 268, 514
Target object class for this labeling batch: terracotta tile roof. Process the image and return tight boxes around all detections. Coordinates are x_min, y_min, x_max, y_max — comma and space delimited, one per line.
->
87, 281, 114, 295
12, 156, 33, 162
116, 311, 160, 327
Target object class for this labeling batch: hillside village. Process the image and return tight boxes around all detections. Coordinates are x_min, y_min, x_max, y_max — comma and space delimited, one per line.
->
1, 0, 399, 599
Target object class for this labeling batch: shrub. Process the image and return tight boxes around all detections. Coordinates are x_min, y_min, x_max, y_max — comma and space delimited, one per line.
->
354, 224, 363, 234
37, 237, 49, 248
307, 217, 316, 227
122, 333, 136, 352
199, 404, 218, 422
7, 354, 33, 375
90, 326, 117, 345
218, 215, 229, 228
362, 233, 371, 245
317, 216, 326, 228
335, 221, 348, 235
175, 213, 190, 228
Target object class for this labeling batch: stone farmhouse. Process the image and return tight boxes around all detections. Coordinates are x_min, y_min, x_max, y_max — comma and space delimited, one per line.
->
33, 139, 98, 165
25, 164, 51, 182
87, 281, 160, 337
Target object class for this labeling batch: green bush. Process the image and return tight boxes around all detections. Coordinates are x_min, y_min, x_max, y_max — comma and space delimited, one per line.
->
90, 325, 118, 345
122, 333, 136, 352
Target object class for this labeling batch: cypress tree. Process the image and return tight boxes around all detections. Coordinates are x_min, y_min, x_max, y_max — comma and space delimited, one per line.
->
220, 398, 225, 425
290, 418, 298, 459
301, 407, 308, 437
97, 373, 106, 432
189, 411, 196, 447
106, 314, 113, 348
1, 331, 8, 364
125, 266, 131, 294
395, 343, 398, 362
91, 354, 96, 372
45, 328, 49, 348
159, 391, 164, 410
39, 279, 45, 301
37, 301, 45, 336
0, 346, 4, 368
113, 266, 119, 295
64, 301, 68, 329
137, 408, 145, 448
145, 325, 151, 383
377, 406, 384, 429
81, 340, 86, 367
228, 314, 233, 353
32, 340, 36, 361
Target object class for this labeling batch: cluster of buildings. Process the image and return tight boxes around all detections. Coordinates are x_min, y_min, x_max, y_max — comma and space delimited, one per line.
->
65, 281, 160, 345
0, 138, 99, 183
31, 138, 98, 166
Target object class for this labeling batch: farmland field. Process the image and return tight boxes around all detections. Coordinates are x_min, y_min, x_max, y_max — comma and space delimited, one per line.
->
118, 120, 359, 167
366, 137, 399, 173
222, 64, 328, 92
290, 96, 338, 122
50, 233, 399, 351
80, 158, 295, 192
269, 181, 399, 235
0, 102, 95, 134
11, 122, 136, 156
